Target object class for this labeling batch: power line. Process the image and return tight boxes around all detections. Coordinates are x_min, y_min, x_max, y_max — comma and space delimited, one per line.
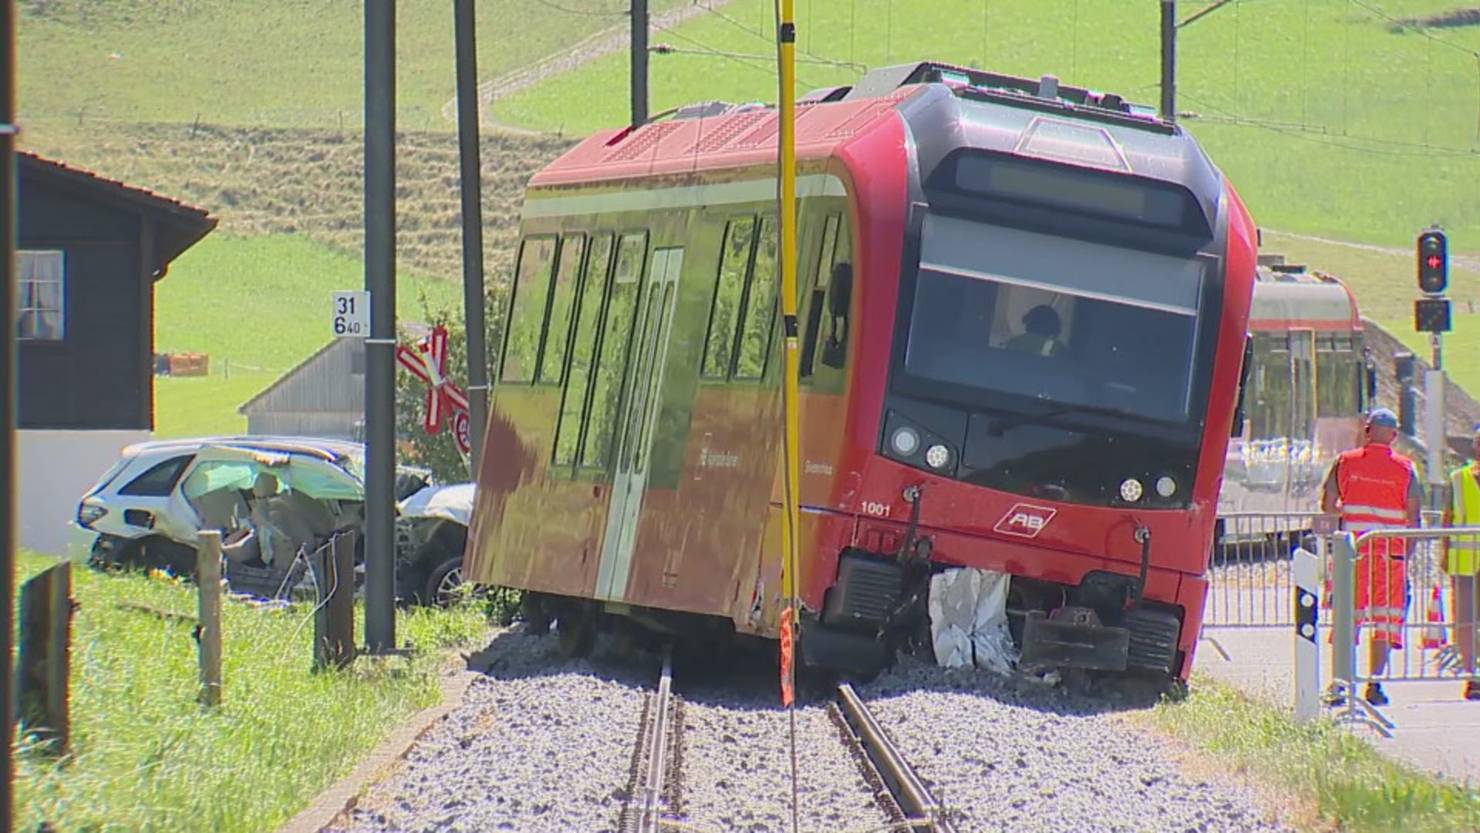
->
1181, 93, 1480, 158
699, 3, 865, 71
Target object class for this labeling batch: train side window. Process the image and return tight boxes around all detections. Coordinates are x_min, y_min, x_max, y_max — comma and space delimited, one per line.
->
734, 215, 778, 380
500, 236, 558, 383
582, 231, 649, 469
1316, 334, 1360, 418
800, 214, 840, 378
554, 234, 614, 467
819, 218, 852, 371
702, 217, 757, 379
539, 234, 588, 385
1249, 332, 1293, 440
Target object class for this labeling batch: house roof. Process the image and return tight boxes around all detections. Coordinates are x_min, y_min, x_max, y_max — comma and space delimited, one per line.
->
18, 152, 218, 275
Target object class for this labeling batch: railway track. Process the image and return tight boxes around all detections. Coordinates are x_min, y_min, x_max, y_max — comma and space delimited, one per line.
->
833, 683, 960, 833
619, 650, 684, 833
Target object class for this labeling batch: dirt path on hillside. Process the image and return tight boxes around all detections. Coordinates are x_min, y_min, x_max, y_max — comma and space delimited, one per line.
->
441, 0, 736, 131
1267, 228, 1480, 271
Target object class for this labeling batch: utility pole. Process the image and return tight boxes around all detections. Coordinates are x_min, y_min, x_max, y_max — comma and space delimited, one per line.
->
364, 0, 397, 653
631, 0, 649, 125
454, 0, 488, 477
2, 0, 17, 826
1160, 0, 1177, 123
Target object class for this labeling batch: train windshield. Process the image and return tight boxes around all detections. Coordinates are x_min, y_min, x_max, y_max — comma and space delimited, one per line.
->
903, 214, 1207, 425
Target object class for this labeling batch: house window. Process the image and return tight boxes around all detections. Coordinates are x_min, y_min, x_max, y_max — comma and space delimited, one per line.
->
17, 250, 64, 340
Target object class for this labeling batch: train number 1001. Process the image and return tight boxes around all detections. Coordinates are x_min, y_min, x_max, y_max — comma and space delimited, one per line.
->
860, 501, 891, 517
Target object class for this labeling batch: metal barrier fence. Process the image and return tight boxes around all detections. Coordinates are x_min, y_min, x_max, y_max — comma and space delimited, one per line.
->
1306, 524, 1480, 736
1204, 512, 1321, 628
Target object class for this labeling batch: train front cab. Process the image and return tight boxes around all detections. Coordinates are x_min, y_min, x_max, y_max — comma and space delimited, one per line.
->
801, 71, 1259, 683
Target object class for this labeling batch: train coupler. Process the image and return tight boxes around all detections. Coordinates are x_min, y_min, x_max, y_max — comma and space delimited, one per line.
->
1019, 606, 1131, 673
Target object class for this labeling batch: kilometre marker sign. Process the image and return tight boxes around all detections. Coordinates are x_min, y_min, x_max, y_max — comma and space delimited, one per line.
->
332, 290, 370, 338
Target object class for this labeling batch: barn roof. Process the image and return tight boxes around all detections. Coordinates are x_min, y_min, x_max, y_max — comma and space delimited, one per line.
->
240, 322, 433, 416
18, 151, 218, 274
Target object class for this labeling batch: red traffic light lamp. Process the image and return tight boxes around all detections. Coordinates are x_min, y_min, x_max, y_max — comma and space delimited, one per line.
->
1417, 229, 1447, 294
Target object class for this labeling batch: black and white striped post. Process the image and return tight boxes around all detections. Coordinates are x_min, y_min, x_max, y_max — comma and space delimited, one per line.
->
1293, 539, 1322, 723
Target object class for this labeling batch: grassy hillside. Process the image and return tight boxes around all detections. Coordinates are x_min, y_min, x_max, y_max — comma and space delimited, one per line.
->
492, 0, 1480, 246
153, 234, 461, 438
17, 0, 687, 135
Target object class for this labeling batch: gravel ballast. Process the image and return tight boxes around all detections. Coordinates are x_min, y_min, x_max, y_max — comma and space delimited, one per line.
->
327, 628, 1291, 833
859, 658, 1293, 833
332, 631, 650, 833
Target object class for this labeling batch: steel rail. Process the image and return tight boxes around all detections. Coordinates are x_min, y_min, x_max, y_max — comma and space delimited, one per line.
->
835, 683, 959, 833
637, 651, 675, 833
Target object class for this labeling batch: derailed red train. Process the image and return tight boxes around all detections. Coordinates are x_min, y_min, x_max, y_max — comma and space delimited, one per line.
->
465, 62, 1258, 684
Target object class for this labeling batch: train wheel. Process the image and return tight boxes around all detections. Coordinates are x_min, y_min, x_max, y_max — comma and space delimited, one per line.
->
556, 603, 597, 658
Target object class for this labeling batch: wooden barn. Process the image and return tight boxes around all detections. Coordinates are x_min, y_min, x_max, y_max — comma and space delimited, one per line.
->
17, 152, 216, 553
238, 337, 367, 439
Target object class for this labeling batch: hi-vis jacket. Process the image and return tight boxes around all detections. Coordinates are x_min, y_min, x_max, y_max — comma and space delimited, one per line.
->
1448, 462, 1480, 574
1336, 443, 1417, 558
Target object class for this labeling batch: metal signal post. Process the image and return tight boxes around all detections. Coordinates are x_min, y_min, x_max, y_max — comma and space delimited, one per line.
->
1415, 227, 1451, 512
364, 0, 397, 653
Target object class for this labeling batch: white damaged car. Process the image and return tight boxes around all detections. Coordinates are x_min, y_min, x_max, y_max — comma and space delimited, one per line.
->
68, 436, 476, 605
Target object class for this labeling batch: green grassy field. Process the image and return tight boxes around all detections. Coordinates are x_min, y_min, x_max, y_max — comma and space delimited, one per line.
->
492, 0, 1480, 246
14, 550, 489, 833
1149, 679, 1480, 833
151, 234, 460, 437
16, 0, 687, 136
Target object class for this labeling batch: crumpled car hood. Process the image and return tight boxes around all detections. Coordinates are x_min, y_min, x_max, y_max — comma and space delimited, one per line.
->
398, 482, 476, 527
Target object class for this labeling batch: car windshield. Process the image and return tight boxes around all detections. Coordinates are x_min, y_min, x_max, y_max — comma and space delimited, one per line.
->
903, 214, 1207, 425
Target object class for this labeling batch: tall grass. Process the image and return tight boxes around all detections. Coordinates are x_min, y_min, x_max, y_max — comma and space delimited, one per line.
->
14, 551, 489, 833
1150, 680, 1480, 833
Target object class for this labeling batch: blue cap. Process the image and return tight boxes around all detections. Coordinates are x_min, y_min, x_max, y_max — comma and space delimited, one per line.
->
1367, 408, 1399, 428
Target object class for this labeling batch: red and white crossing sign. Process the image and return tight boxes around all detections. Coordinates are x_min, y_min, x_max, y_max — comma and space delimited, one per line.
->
396, 325, 471, 456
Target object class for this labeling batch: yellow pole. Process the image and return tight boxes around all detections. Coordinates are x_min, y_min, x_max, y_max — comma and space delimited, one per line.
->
775, 13, 804, 833
776, 0, 802, 707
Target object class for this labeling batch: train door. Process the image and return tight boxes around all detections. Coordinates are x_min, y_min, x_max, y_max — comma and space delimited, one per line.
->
1287, 329, 1318, 504
596, 247, 685, 601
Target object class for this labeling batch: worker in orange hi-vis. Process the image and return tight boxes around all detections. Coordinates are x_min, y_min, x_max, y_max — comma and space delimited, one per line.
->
1442, 424, 1480, 701
1320, 408, 1423, 707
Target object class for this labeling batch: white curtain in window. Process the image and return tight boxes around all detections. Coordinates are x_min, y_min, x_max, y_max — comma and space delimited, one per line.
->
16, 250, 64, 340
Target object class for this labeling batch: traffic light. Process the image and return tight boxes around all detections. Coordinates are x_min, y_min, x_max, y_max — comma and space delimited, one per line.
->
1418, 229, 1447, 294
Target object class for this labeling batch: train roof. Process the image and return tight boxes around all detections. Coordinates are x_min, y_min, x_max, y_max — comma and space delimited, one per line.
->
1249, 257, 1362, 332
527, 62, 1216, 205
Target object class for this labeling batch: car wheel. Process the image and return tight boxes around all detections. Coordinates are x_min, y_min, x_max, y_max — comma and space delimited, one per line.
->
423, 555, 469, 607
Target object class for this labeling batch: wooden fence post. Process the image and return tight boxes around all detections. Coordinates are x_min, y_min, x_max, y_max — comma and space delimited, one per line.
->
313, 531, 357, 672
196, 531, 223, 707
15, 562, 73, 755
